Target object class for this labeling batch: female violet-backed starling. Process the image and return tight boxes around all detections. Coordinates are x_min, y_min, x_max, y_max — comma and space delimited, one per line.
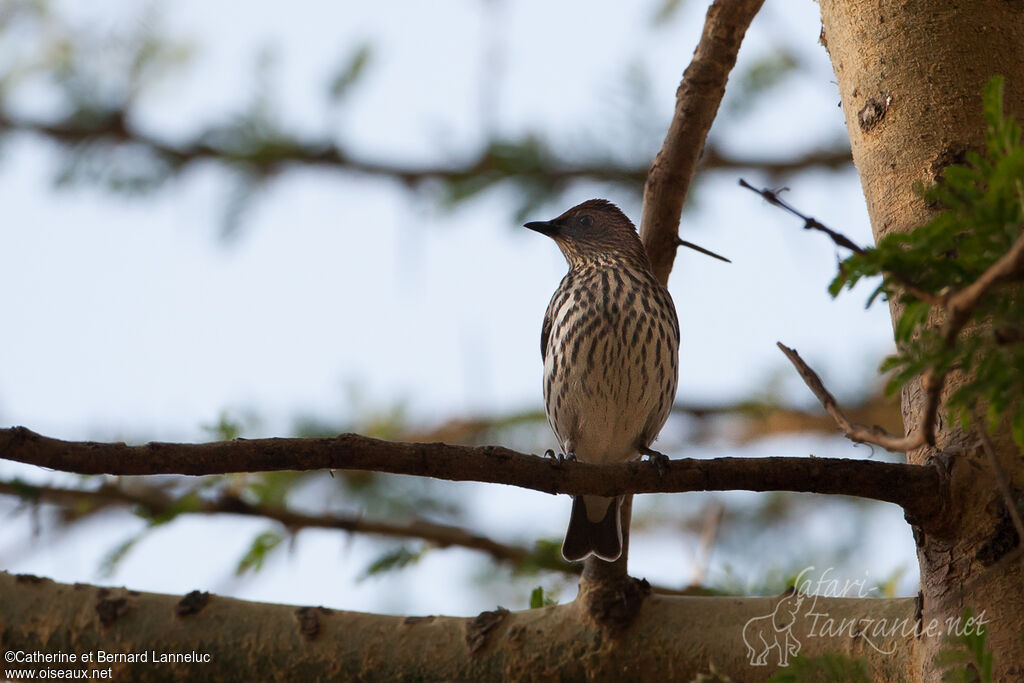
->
525, 199, 679, 562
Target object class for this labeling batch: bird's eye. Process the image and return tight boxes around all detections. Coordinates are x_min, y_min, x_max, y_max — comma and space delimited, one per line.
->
579, 215, 592, 227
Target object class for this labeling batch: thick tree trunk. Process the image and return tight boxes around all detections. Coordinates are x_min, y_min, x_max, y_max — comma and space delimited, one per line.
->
818, 1, 1024, 679
0, 572, 917, 682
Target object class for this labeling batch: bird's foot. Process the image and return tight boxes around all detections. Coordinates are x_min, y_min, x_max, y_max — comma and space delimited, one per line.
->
544, 449, 577, 466
639, 446, 670, 477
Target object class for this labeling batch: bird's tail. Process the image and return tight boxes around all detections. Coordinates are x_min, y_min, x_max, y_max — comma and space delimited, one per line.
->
561, 495, 622, 562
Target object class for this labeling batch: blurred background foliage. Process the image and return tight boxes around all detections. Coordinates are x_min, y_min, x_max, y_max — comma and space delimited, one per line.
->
0, 0, 849, 234
0, 0, 916, 611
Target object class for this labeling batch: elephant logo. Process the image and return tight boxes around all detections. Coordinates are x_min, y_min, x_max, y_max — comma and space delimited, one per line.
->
742, 590, 806, 667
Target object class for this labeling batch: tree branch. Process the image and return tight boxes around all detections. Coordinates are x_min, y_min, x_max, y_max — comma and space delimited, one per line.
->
776, 343, 925, 453
0, 111, 848, 192
739, 180, 943, 305
0, 571, 917, 682
640, 0, 765, 284
0, 426, 946, 525
738, 178, 866, 252
0, 478, 576, 576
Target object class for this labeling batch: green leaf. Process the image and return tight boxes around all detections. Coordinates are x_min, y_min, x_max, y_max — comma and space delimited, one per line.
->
935, 608, 993, 683
328, 44, 372, 102
141, 491, 202, 526
529, 586, 556, 609
1012, 407, 1024, 453
766, 653, 870, 682
983, 75, 1006, 151
98, 533, 146, 578
202, 411, 243, 441
360, 546, 423, 579
895, 300, 931, 343
235, 530, 284, 575
9, 478, 41, 502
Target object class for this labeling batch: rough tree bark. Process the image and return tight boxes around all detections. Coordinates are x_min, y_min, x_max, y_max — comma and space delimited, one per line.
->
1, 572, 917, 681
818, 0, 1024, 680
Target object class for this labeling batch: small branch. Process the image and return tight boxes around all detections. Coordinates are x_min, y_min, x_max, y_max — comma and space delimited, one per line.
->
674, 237, 732, 263
0, 479, 574, 575
739, 180, 942, 305
738, 179, 865, 253
974, 418, 1024, 546
776, 343, 925, 453
640, 0, 765, 285
0, 426, 946, 524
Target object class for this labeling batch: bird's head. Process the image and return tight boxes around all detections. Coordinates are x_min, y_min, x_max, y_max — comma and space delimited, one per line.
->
524, 199, 648, 269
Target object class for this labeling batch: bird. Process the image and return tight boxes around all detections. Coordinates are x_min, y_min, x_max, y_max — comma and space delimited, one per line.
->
525, 199, 680, 562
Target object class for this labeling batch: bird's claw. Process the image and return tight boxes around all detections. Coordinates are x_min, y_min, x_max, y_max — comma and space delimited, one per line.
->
640, 447, 670, 477
544, 449, 577, 466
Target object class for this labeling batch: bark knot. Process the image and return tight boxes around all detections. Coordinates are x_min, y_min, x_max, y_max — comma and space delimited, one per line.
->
294, 606, 332, 641
175, 590, 211, 617
858, 95, 891, 132
465, 607, 509, 654
579, 575, 652, 633
95, 595, 129, 628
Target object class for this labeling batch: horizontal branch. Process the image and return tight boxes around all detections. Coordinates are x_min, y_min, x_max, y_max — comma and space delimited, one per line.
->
0, 426, 947, 525
0, 110, 850, 190
0, 478, 575, 576
0, 572, 917, 682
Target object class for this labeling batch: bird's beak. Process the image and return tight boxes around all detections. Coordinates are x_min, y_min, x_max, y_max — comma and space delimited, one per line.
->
524, 220, 558, 236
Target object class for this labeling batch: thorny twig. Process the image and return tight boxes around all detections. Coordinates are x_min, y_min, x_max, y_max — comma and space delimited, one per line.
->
739, 179, 942, 305
751, 180, 1024, 452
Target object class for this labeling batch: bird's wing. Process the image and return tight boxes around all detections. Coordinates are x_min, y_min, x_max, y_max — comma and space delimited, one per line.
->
542, 273, 573, 359
540, 304, 552, 359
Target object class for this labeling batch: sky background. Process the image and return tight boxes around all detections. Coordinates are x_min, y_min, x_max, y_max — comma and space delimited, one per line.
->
0, 0, 915, 615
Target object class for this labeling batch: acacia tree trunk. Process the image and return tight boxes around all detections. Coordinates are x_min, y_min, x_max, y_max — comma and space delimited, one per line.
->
818, 1, 1024, 679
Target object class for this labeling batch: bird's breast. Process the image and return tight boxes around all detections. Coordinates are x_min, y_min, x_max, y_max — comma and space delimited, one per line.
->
542, 268, 679, 463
